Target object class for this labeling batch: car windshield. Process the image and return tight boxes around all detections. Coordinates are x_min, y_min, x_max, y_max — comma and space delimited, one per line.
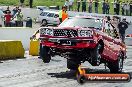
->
59, 17, 103, 29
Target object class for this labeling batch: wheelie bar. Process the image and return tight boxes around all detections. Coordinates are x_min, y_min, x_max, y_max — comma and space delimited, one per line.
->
76, 65, 131, 84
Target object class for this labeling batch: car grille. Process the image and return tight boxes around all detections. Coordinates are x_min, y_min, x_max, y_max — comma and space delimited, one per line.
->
53, 29, 78, 37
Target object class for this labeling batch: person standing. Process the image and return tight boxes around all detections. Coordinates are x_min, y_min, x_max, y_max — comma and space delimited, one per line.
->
29, 0, 33, 8
88, 0, 92, 13
126, 1, 130, 16
113, 0, 117, 15
130, 1, 132, 16
94, 0, 99, 13
58, 6, 66, 24
116, 0, 120, 15
82, 0, 86, 12
118, 18, 128, 43
4, 11, 12, 27
121, 1, 126, 15
4, 6, 11, 14
12, 6, 19, 17
20, 0, 24, 7
106, 0, 110, 14
77, 0, 81, 12
102, 0, 106, 14
65, 0, 69, 10
62, 9, 68, 22
69, 0, 74, 11
14, 9, 23, 27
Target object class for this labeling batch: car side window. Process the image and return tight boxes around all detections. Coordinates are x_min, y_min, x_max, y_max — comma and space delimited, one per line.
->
54, 14, 59, 18
40, 12, 43, 16
40, 12, 48, 16
105, 21, 119, 38
47, 13, 54, 17
105, 21, 111, 36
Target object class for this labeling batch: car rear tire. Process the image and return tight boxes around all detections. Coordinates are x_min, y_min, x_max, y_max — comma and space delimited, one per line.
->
108, 52, 124, 73
91, 44, 102, 66
67, 59, 80, 70
41, 19, 47, 26
41, 46, 51, 63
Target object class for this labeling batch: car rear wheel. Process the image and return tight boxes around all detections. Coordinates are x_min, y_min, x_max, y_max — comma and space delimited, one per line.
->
91, 44, 102, 66
41, 19, 47, 26
41, 46, 51, 63
108, 52, 124, 73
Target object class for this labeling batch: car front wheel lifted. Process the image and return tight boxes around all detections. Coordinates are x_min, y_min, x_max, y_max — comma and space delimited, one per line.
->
91, 44, 102, 66
41, 46, 51, 63
108, 52, 124, 73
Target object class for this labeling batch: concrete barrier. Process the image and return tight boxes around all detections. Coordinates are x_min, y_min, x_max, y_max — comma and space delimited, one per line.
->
0, 27, 38, 51
0, 40, 25, 60
29, 40, 39, 56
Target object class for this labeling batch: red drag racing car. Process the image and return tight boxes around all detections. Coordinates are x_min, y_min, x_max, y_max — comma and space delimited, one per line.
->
39, 16, 126, 73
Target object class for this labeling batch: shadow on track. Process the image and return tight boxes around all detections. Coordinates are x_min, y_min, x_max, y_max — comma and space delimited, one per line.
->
47, 69, 110, 80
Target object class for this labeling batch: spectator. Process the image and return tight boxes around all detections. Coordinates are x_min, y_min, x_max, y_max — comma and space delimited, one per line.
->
14, 9, 23, 27
113, 0, 117, 15
77, 0, 81, 12
69, 0, 74, 11
111, 16, 120, 33
4, 11, 12, 27
106, 0, 110, 14
29, 0, 33, 8
116, 0, 120, 15
130, 1, 132, 16
65, 0, 69, 10
118, 18, 128, 43
62, 9, 68, 22
121, 1, 126, 15
126, 1, 130, 16
58, 6, 66, 23
82, 0, 86, 12
4, 6, 11, 14
88, 0, 92, 13
20, 0, 24, 7
12, 6, 19, 17
94, 0, 99, 13
102, 0, 106, 14
105, 16, 111, 36
0, 7, 4, 16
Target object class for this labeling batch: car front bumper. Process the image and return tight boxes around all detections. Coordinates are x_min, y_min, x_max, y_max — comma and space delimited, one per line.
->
40, 38, 97, 49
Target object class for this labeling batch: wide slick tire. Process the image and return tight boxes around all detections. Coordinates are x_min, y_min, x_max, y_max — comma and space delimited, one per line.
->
40, 46, 51, 63
108, 52, 124, 73
91, 44, 102, 66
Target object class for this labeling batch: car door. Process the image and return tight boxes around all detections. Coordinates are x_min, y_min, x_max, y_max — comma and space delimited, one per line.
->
46, 13, 55, 24
53, 14, 60, 24
39, 12, 48, 22
102, 22, 117, 60
106, 23, 121, 61
110, 30, 123, 61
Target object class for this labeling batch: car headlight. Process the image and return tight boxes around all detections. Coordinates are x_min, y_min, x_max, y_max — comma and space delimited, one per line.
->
40, 28, 53, 36
78, 30, 93, 37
